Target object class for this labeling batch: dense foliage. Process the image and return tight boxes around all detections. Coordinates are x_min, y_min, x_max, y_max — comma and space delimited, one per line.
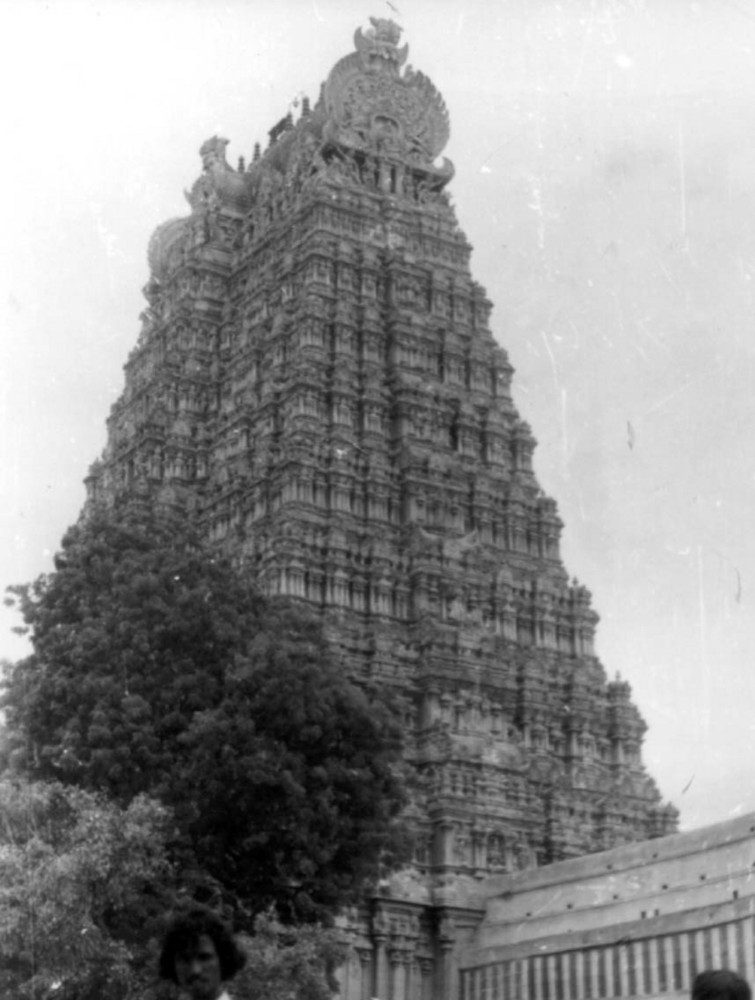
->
0, 779, 175, 1000
0, 778, 352, 1000
237, 913, 348, 1000
2, 511, 408, 922
3, 514, 267, 801
176, 621, 409, 919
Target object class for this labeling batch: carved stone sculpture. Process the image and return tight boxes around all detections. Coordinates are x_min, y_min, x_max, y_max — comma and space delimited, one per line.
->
85, 17, 677, 921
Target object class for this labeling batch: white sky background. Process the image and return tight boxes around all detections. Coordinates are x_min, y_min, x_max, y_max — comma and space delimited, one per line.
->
2, 0, 755, 832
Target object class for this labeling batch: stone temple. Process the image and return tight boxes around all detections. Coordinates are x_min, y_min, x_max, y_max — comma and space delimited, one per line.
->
84, 17, 679, 996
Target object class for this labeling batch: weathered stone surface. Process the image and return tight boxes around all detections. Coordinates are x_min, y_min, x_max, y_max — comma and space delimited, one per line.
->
85, 16, 677, 908
461, 810, 755, 1000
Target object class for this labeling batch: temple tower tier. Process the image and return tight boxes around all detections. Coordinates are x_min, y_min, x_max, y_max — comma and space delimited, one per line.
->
85, 17, 677, 905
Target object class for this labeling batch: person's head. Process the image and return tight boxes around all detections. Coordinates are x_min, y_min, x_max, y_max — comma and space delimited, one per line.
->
159, 906, 247, 1000
692, 970, 752, 1000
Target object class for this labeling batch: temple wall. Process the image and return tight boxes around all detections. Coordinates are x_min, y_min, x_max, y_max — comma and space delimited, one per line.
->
457, 813, 755, 1000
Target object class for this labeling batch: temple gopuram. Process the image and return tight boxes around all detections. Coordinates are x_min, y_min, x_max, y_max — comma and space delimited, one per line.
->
82, 18, 683, 999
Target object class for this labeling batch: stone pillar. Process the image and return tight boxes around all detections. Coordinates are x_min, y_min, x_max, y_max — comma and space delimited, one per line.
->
616, 941, 629, 998
604, 946, 615, 999
559, 952, 571, 1000
629, 939, 643, 998
679, 931, 692, 994
533, 955, 543, 1000
663, 935, 675, 992
372, 907, 390, 1000
708, 926, 718, 971
546, 955, 557, 1000
573, 948, 585, 1000
389, 947, 411, 1000
356, 947, 373, 1000
419, 957, 433, 1000
727, 922, 739, 979
744, 917, 755, 987
520, 955, 530, 1000
693, 929, 706, 979
648, 937, 661, 996
472, 827, 487, 873
589, 950, 600, 1000
436, 819, 455, 868
438, 914, 456, 1000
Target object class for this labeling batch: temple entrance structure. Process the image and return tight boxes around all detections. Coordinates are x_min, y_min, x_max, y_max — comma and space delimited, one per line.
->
83, 18, 682, 998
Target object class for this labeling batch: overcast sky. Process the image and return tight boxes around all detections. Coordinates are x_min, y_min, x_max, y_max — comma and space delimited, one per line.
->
2, 0, 755, 832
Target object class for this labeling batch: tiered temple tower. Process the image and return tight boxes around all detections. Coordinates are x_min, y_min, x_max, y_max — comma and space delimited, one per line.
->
85, 18, 676, 970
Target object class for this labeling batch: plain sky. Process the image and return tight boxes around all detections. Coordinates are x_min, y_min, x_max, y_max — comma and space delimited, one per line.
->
2, 0, 755, 831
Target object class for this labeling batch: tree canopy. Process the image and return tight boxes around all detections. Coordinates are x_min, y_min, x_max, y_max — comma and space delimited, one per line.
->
0, 779, 175, 1000
2, 511, 408, 921
0, 777, 352, 1000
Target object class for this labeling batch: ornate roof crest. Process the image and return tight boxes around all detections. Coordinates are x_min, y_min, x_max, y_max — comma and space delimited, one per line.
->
323, 17, 451, 168
353, 17, 408, 68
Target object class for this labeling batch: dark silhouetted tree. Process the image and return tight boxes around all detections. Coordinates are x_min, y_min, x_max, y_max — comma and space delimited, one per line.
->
2, 511, 408, 921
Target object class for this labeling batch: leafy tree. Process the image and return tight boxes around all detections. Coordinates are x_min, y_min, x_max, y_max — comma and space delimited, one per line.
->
175, 617, 408, 920
0, 778, 176, 1000
2, 511, 408, 921
235, 912, 348, 1000
2, 513, 267, 802
0, 778, 351, 1000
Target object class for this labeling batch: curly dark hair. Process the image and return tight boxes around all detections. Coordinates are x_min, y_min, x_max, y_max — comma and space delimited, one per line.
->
693, 971, 752, 1000
158, 906, 247, 984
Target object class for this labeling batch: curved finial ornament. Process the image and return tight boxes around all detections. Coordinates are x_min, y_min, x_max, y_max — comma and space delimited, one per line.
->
186, 135, 251, 212
325, 18, 451, 170
353, 18, 408, 67
199, 135, 231, 171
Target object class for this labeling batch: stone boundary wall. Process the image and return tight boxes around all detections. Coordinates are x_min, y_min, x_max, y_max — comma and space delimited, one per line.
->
458, 813, 755, 1000
461, 905, 755, 1000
